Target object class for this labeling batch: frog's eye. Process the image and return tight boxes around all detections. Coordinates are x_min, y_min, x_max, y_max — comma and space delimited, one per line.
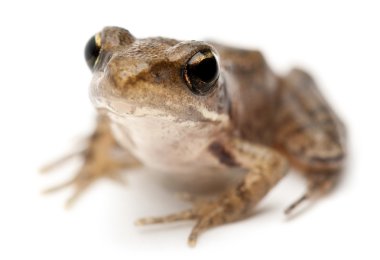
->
84, 34, 101, 71
183, 50, 220, 95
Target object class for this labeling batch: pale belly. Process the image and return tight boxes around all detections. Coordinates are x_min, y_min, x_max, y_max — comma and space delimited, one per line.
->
107, 112, 229, 174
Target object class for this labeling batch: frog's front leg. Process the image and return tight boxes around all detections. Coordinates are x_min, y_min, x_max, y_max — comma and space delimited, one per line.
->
42, 114, 141, 208
136, 139, 288, 246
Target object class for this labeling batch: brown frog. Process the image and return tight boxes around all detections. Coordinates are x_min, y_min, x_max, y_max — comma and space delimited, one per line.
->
43, 27, 346, 246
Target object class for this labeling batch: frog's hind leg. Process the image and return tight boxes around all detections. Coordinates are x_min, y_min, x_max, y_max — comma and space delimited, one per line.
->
274, 69, 346, 215
41, 114, 140, 208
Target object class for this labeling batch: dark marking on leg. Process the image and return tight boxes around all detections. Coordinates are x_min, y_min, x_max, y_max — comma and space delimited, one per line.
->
208, 141, 240, 167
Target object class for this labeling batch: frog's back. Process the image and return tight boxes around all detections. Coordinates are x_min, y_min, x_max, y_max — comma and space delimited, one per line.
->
212, 42, 346, 173
211, 43, 279, 145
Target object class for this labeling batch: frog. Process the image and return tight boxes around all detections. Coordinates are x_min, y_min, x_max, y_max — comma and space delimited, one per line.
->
43, 26, 346, 246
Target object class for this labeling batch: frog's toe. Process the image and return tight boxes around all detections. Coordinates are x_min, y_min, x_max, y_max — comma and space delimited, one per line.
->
285, 171, 340, 216
42, 169, 90, 208
188, 217, 214, 247
284, 191, 312, 215
135, 209, 196, 226
40, 149, 85, 174
64, 180, 92, 209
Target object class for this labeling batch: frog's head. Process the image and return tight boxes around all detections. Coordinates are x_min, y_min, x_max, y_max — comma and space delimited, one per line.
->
85, 27, 229, 125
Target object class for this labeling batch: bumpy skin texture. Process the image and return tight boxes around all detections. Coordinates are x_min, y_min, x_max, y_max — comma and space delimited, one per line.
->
45, 27, 346, 246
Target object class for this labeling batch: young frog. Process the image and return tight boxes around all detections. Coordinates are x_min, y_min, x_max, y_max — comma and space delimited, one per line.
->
43, 27, 346, 246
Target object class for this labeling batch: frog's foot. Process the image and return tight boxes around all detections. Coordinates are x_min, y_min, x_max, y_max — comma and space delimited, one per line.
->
136, 140, 288, 247
135, 190, 249, 247
284, 171, 340, 215
41, 116, 139, 208
43, 152, 129, 209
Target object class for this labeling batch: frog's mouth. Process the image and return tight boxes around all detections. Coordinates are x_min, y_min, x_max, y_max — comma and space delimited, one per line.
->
103, 98, 229, 125
90, 72, 229, 124
106, 100, 179, 121
91, 89, 229, 124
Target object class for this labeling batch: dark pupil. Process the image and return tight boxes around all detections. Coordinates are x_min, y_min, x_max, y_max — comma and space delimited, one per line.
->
84, 35, 100, 70
190, 56, 218, 83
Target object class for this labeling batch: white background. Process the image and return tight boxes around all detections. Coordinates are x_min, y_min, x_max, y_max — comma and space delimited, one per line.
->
1, 0, 379, 259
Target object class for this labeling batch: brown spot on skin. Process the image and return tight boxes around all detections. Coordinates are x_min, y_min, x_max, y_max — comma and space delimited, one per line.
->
208, 142, 240, 167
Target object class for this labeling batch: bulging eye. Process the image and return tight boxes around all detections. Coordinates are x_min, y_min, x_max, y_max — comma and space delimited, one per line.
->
84, 34, 101, 71
183, 49, 220, 95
